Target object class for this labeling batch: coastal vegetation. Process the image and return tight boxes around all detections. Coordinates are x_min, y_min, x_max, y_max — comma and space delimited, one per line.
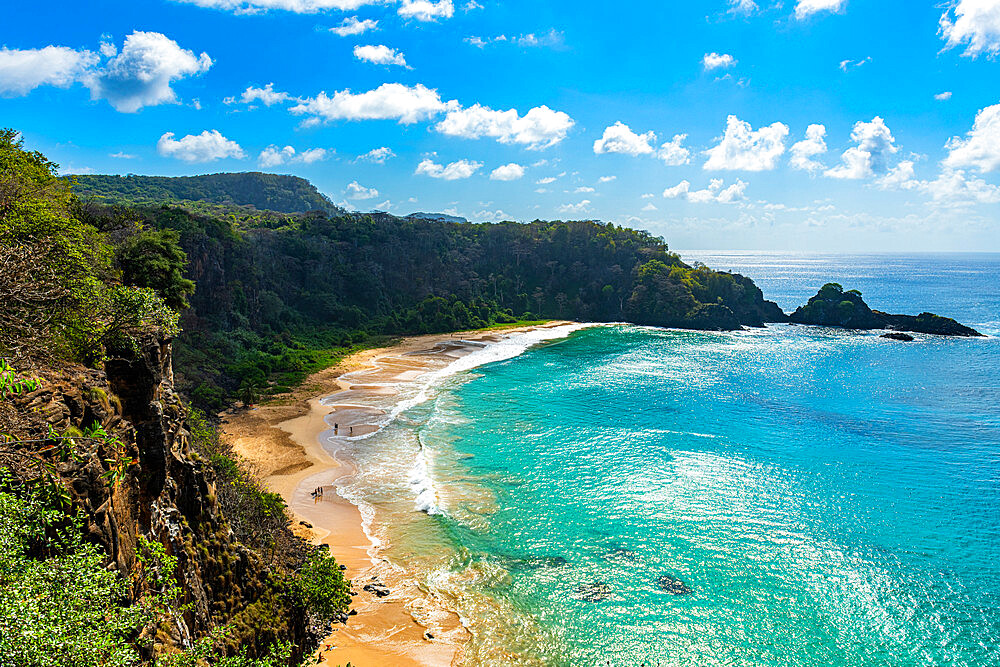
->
0, 129, 351, 665
790, 283, 981, 336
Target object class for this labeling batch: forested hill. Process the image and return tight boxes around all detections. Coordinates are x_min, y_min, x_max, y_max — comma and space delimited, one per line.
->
70, 172, 346, 216
70, 186, 787, 410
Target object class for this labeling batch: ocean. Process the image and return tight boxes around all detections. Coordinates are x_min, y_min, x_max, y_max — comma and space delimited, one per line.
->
332, 252, 1000, 666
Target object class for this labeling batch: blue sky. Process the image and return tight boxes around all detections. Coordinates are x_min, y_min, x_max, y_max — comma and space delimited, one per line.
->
3, 0, 1000, 251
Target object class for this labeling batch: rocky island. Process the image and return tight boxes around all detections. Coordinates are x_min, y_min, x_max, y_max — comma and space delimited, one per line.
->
789, 283, 982, 337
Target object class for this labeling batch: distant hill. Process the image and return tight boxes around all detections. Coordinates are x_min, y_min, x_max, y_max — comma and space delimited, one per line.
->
405, 212, 469, 224
69, 172, 346, 216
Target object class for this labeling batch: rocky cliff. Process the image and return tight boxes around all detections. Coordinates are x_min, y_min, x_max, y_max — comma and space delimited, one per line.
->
0, 337, 319, 660
789, 283, 981, 336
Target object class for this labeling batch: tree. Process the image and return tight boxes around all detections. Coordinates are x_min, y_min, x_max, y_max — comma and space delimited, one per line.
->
118, 229, 195, 310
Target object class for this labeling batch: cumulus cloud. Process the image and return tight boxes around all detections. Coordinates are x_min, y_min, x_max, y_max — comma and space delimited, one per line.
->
558, 200, 591, 215
345, 180, 379, 199
415, 157, 482, 180
226, 82, 291, 106
704, 115, 789, 171
703, 52, 736, 70
935, 91, 954, 101
0, 46, 98, 96
795, 0, 847, 19
641, 202, 658, 211
940, 0, 1000, 58
330, 16, 378, 36
489, 163, 525, 181
398, 0, 453, 21
879, 161, 1000, 205
435, 103, 574, 149
790, 124, 828, 172
593, 121, 656, 155
258, 144, 328, 166
86, 31, 212, 112
0, 32, 210, 112
658, 134, 691, 166
575, 186, 595, 193
354, 44, 408, 67
943, 102, 1000, 172
663, 178, 747, 203
825, 116, 897, 179
291, 83, 454, 125
599, 175, 617, 182
536, 176, 557, 185
356, 146, 395, 163
158, 130, 245, 162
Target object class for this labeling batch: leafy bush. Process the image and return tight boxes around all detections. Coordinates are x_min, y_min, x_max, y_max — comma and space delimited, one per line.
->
288, 549, 351, 623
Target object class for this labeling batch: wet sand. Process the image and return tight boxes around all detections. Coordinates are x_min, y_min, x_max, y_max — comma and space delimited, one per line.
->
220, 323, 573, 666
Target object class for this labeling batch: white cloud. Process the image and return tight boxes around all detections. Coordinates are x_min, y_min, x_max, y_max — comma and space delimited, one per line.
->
825, 116, 898, 179
291, 83, 454, 125
86, 31, 212, 113
575, 186, 595, 193
354, 44, 408, 67
398, 0, 453, 21
464, 30, 563, 49
346, 180, 379, 199
415, 158, 482, 180
226, 83, 291, 106
172, 0, 385, 13
558, 200, 591, 215
935, 91, 954, 101
489, 163, 526, 181
641, 202, 658, 211
259, 145, 295, 166
658, 134, 691, 166
536, 176, 557, 184
663, 178, 747, 203
703, 52, 736, 70
790, 124, 827, 172
109, 151, 137, 159
943, 102, 1000, 172
0, 46, 98, 96
435, 103, 574, 149
158, 130, 245, 162
599, 175, 616, 183
259, 144, 329, 166
880, 161, 1000, 205
704, 115, 789, 171
357, 146, 395, 163
593, 121, 656, 155
330, 16, 378, 36
795, 0, 847, 19
940, 0, 1000, 58
839, 56, 871, 71
729, 0, 758, 14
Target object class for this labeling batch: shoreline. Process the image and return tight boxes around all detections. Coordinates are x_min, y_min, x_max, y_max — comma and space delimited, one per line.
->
219, 321, 579, 666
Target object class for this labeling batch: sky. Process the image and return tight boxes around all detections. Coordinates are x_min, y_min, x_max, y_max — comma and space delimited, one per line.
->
2, 0, 1000, 251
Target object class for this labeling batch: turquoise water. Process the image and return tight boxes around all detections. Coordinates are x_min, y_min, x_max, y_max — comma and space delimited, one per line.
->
407, 253, 1000, 665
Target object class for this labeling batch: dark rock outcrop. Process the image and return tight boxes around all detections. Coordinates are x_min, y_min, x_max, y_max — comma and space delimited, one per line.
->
881, 332, 915, 342
790, 283, 981, 337
657, 574, 692, 595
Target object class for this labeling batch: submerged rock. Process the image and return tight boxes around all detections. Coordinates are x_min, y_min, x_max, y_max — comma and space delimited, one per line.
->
363, 582, 390, 597
656, 574, 692, 595
790, 283, 981, 336
573, 581, 613, 602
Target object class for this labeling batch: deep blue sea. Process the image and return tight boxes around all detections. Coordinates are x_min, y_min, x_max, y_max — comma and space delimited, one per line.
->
343, 253, 1000, 666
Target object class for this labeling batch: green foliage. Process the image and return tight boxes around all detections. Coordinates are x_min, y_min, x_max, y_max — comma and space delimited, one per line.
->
71, 172, 345, 217
0, 358, 38, 399
0, 129, 181, 366
288, 549, 351, 623
118, 229, 196, 310
0, 473, 146, 667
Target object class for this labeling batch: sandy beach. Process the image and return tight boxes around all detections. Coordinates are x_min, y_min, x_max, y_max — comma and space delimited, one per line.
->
219, 322, 574, 666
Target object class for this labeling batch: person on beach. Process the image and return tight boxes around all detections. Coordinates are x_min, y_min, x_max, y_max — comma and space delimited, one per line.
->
350, 426, 353, 435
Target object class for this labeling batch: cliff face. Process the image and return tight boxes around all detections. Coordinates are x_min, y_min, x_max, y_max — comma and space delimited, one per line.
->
3, 338, 315, 659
